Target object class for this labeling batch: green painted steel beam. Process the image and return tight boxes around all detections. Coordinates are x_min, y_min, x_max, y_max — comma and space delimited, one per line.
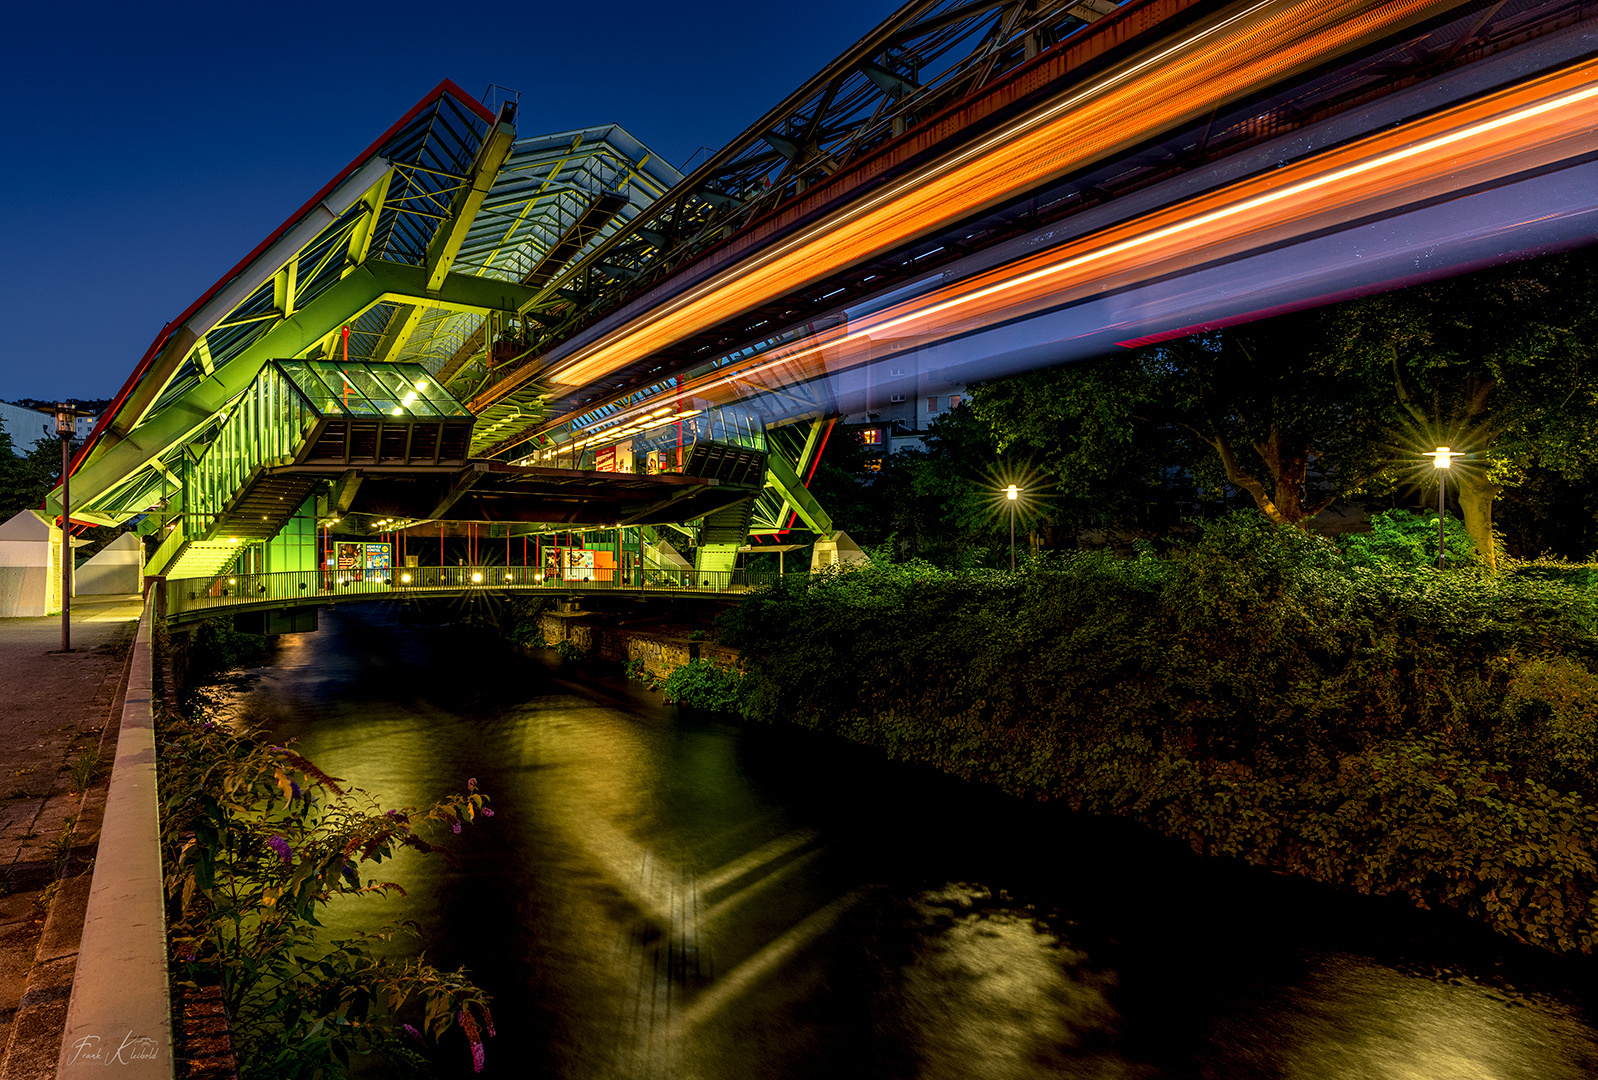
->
427, 121, 517, 293
794, 417, 828, 476
54, 260, 538, 520
764, 451, 832, 536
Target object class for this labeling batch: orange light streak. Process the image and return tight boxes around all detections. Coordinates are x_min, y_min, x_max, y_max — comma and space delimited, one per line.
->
528, 0, 1463, 395
545, 57, 1598, 437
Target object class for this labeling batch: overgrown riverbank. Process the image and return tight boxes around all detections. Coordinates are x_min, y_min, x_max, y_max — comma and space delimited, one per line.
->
156, 620, 498, 1079
711, 513, 1598, 954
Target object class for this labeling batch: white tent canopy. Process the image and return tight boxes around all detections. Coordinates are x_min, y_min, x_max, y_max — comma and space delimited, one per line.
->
78, 531, 143, 595
0, 510, 67, 616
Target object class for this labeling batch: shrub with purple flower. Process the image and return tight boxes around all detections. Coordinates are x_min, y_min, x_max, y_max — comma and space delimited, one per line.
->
159, 706, 497, 1079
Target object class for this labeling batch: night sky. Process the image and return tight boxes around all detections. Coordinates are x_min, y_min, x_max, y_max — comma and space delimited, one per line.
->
0, 0, 894, 402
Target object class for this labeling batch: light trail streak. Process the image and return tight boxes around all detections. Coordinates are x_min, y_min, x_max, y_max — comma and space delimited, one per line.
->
540, 58, 1598, 441
514, 0, 1464, 399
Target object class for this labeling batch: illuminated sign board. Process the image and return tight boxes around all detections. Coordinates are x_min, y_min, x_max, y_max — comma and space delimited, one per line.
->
333, 541, 391, 582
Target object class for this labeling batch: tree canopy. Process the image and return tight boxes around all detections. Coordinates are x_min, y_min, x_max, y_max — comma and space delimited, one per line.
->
815, 246, 1598, 567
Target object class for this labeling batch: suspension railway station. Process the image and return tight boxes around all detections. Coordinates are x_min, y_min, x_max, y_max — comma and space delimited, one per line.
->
43, 0, 1598, 626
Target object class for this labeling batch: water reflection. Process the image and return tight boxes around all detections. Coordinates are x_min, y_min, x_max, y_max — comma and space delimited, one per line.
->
231, 605, 1598, 1079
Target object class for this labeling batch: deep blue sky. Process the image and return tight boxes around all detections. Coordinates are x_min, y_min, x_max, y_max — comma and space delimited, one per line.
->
0, 0, 894, 402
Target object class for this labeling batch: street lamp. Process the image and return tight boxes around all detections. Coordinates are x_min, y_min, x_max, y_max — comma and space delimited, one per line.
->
1432, 446, 1459, 569
55, 404, 73, 652
1005, 484, 1020, 571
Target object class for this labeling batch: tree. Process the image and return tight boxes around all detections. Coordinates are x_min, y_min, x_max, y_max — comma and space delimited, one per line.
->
0, 419, 61, 522
879, 403, 1013, 564
971, 307, 1395, 532
1326, 249, 1598, 570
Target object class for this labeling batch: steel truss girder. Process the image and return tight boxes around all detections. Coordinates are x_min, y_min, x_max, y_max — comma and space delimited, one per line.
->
56, 261, 538, 520
485, 0, 1125, 364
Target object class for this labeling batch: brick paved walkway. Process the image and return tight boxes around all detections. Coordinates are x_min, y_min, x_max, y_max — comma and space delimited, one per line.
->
0, 595, 143, 1078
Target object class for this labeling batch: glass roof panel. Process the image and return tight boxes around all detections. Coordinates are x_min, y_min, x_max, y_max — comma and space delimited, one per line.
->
321, 364, 395, 416
275, 360, 346, 417
272, 359, 472, 420
408, 373, 472, 417
371, 366, 444, 418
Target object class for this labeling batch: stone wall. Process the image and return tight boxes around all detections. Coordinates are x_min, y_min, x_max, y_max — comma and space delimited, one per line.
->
536, 613, 739, 677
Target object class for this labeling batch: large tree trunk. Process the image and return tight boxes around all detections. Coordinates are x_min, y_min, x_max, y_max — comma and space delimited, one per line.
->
1455, 471, 1501, 571
1210, 430, 1324, 526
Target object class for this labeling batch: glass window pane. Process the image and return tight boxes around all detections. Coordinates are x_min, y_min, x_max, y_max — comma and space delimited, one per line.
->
306, 362, 382, 416
280, 360, 347, 416
379, 366, 443, 417
401, 366, 471, 416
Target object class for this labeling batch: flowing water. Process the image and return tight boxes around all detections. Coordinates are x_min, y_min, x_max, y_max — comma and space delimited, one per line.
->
227, 604, 1598, 1079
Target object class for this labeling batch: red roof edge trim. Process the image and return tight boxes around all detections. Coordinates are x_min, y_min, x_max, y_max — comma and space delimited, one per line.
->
74, 79, 494, 477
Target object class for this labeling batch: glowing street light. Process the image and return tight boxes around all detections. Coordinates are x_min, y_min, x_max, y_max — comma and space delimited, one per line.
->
1005, 484, 1021, 571
471, 571, 483, 584
1433, 447, 1460, 569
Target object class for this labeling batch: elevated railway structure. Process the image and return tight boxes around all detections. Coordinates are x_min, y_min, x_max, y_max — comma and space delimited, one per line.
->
53, 0, 1598, 594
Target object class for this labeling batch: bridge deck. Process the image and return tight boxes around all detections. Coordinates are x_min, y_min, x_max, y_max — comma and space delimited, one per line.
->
161, 565, 782, 624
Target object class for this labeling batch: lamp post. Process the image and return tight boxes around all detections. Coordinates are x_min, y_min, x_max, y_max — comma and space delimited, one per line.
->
1431, 446, 1457, 569
55, 404, 73, 652
1005, 484, 1020, 571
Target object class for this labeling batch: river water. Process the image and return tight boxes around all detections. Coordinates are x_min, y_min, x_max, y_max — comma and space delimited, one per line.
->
227, 603, 1598, 1079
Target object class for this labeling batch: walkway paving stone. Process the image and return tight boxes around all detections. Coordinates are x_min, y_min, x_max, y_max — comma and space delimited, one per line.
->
0, 595, 143, 1077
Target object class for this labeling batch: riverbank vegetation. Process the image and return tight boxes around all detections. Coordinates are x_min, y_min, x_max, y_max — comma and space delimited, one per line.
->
820, 249, 1598, 570
716, 513, 1598, 953
158, 628, 496, 1078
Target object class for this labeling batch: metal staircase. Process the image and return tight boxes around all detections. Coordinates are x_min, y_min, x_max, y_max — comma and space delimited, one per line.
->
150, 357, 474, 580
146, 523, 246, 580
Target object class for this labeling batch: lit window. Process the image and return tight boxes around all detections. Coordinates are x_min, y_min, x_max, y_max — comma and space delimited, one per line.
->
860, 428, 882, 445
949, 394, 962, 408
927, 397, 939, 412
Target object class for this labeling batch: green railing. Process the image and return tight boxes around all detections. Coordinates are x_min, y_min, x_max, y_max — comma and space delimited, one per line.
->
183, 359, 476, 541
163, 566, 790, 620
185, 361, 321, 538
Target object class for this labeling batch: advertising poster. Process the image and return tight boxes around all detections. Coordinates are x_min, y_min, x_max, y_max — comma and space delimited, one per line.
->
594, 440, 634, 474
364, 543, 391, 575
563, 549, 596, 582
335, 542, 364, 582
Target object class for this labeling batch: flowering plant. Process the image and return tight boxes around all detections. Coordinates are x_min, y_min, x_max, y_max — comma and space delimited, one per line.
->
160, 698, 496, 1078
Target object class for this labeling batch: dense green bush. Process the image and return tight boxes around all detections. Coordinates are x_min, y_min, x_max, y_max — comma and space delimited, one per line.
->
188, 617, 275, 680
720, 512, 1598, 952
660, 659, 745, 712
1343, 507, 1476, 568
504, 597, 549, 647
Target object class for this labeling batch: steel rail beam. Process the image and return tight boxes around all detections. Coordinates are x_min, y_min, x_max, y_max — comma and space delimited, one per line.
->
426, 116, 518, 294
479, 0, 1470, 409
763, 451, 833, 536
524, 1, 945, 306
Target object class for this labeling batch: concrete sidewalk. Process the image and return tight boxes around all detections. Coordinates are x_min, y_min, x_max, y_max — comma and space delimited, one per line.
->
0, 595, 144, 1078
